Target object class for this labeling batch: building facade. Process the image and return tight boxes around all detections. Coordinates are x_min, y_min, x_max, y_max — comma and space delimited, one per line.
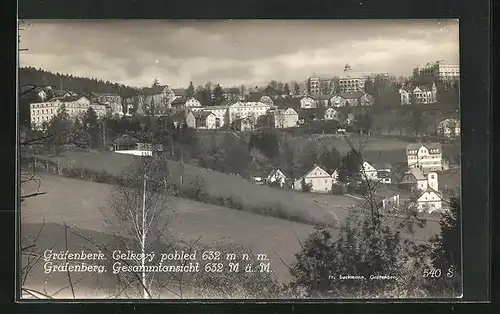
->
293, 165, 335, 193
436, 118, 460, 138
227, 101, 272, 125
413, 63, 460, 84
271, 108, 299, 129
338, 77, 365, 93
300, 96, 317, 109
194, 111, 217, 129
416, 189, 443, 213
406, 143, 444, 172
324, 107, 341, 121
30, 96, 105, 130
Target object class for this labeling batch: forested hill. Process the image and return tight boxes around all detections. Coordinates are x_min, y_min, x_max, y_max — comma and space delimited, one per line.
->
19, 67, 138, 97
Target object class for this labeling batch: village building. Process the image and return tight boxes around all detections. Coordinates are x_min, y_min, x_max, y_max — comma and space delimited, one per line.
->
416, 189, 443, 213
360, 161, 378, 181
270, 108, 299, 129
374, 163, 393, 184
194, 111, 217, 129
112, 134, 163, 157
436, 118, 460, 138
265, 169, 287, 187
293, 165, 335, 193
300, 96, 317, 109
324, 107, 342, 121
233, 117, 254, 132
406, 143, 444, 172
399, 168, 439, 192
227, 101, 272, 125
30, 95, 105, 130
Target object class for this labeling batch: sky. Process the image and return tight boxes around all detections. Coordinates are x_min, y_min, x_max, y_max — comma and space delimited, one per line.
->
19, 19, 459, 89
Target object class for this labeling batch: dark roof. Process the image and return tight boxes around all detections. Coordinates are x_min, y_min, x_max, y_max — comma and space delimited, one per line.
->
406, 143, 442, 154
171, 98, 187, 106
193, 111, 214, 119
340, 91, 364, 99
247, 92, 266, 102
51, 95, 88, 102
171, 88, 187, 96
141, 85, 168, 95
93, 92, 119, 97
373, 163, 392, 170
113, 134, 141, 145
52, 90, 72, 97
170, 111, 188, 121
312, 95, 331, 101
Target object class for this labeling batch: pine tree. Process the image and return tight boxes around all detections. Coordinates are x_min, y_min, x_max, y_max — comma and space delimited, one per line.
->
186, 81, 195, 98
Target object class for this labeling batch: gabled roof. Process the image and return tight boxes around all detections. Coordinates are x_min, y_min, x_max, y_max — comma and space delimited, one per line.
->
404, 168, 426, 181
267, 169, 287, 179
171, 97, 187, 106
141, 85, 168, 95
51, 95, 89, 102
406, 143, 442, 154
92, 92, 119, 97
171, 88, 187, 96
193, 111, 214, 119
296, 165, 331, 181
113, 133, 141, 145
312, 95, 331, 101
340, 91, 364, 99
417, 187, 442, 201
373, 163, 392, 170
247, 92, 266, 102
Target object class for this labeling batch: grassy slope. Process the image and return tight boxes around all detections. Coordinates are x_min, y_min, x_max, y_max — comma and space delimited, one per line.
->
21, 174, 316, 283
38, 150, 358, 226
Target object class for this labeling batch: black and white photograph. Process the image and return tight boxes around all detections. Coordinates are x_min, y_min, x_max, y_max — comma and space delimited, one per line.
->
18, 19, 462, 299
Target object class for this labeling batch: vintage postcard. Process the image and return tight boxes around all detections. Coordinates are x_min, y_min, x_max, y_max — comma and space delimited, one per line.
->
18, 19, 462, 299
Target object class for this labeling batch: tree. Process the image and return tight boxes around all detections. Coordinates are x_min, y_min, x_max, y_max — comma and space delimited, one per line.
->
293, 82, 300, 96
300, 178, 312, 192
212, 84, 225, 106
186, 81, 195, 98
47, 105, 71, 155
318, 148, 342, 174
152, 77, 160, 87
268, 80, 279, 90
410, 108, 424, 136
83, 107, 101, 148
428, 194, 462, 295
338, 148, 361, 182
102, 156, 174, 298
283, 83, 291, 96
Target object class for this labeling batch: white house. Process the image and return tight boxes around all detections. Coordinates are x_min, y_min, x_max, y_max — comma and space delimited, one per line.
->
406, 143, 444, 172
416, 189, 442, 213
185, 97, 202, 109
266, 169, 287, 187
191, 105, 229, 128
29, 95, 104, 130
374, 163, 392, 184
300, 96, 317, 109
329, 95, 347, 107
412, 83, 437, 104
194, 111, 217, 129
400, 168, 439, 192
293, 165, 334, 193
399, 87, 412, 105
381, 194, 400, 211
361, 161, 378, 181
259, 95, 274, 107
228, 101, 272, 125
436, 118, 460, 138
324, 107, 341, 121
271, 108, 299, 128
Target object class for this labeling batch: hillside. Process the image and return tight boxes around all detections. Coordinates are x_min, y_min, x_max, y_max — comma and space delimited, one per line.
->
37, 150, 358, 226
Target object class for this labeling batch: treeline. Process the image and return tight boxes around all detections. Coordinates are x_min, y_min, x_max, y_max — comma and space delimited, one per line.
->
19, 67, 138, 97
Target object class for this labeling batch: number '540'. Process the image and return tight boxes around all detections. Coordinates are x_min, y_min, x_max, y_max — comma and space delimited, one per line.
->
423, 267, 455, 278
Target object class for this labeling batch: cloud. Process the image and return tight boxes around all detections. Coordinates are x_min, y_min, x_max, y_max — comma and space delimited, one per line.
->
19, 19, 460, 88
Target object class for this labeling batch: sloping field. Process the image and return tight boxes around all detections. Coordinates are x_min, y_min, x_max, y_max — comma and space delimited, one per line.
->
21, 174, 317, 284
37, 151, 358, 226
